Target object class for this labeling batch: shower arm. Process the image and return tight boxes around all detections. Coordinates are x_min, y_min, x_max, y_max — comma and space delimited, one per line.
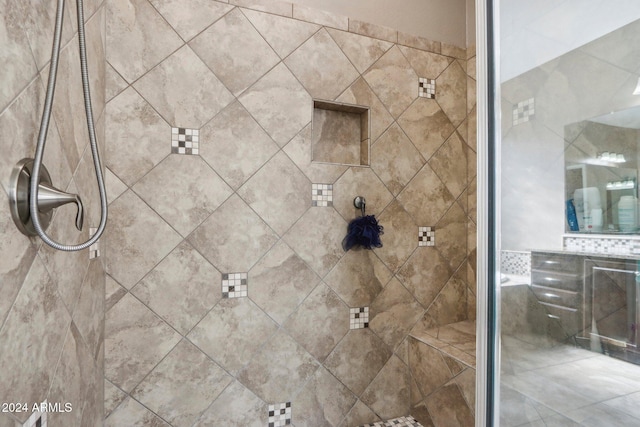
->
26, 0, 108, 251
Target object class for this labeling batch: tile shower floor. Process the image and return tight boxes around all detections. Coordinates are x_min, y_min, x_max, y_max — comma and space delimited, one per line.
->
501, 335, 640, 426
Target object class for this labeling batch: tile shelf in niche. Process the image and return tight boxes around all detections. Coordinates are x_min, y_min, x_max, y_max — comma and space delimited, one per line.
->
311, 99, 371, 167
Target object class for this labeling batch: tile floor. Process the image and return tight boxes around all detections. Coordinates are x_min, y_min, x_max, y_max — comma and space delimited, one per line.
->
501, 335, 640, 426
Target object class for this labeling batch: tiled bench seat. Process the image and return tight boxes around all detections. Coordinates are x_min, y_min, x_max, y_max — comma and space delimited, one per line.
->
408, 320, 476, 427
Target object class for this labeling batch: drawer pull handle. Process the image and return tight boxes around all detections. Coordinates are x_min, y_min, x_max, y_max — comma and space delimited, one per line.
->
547, 314, 560, 319
543, 292, 559, 299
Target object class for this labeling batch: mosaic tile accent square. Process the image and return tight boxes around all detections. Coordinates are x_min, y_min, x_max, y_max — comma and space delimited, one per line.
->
312, 183, 333, 207
222, 272, 248, 298
418, 226, 435, 247
512, 97, 535, 125
89, 227, 101, 259
171, 127, 199, 155
501, 250, 531, 276
268, 402, 291, 427
418, 77, 436, 99
360, 415, 423, 427
350, 307, 369, 329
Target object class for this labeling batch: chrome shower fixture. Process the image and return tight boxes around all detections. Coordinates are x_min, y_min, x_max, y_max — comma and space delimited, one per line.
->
9, 159, 84, 237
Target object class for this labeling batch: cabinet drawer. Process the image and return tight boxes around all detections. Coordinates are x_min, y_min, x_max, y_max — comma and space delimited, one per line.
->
531, 270, 582, 292
530, 283, 580, 308
539, 302, 583, 335
531, 253, 581, 274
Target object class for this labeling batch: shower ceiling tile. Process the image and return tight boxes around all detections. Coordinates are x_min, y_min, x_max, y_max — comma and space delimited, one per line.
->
190, 8, 280, 96
397, 164, 455, 226
106, 0, 183, 83
285, 29, 359, 100
324, 248, 391, 307
242, 8, 320, 59
398, 99, 455, 161
131, 340, 232, 427
397, 247, 452, 309
398, 46, 453, 81
435, 61, 467, 127
104, 396, 171, 427
237, 151, 310, 235
363, 46, 418, 119
200, 101, 279, 190
240, 63, 311, 146
131, 241, 221, 335
283, 283, 349, 362
188, 296, 278, 375
105, 190, 182, 289
294, 367, 357, 426
249, 241, 320, 325
336, 77, 394, 145
428, 131, 469, 201
134, 45, 234, 128
361, 355, 410, 421
369, 278, 424, 351
104, 293, 181, 393
133, 154, 232, 237
237, 329, 319, 402
188, 194, 279, 272
282, 125, 348, 183
371, 123, 425, 196
149, 0, 233, 41
326, 28, 393, 74
196, 380, 265, 427
282, 207, 346, 277
324, 329, 392, 396
105, 87, 171, 187
332, 167, 393, 222
374, 200, 418, 273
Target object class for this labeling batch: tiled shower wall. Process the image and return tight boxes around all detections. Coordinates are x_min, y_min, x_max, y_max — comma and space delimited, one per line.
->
0, 0, 106, 426
103, 0, 476, 425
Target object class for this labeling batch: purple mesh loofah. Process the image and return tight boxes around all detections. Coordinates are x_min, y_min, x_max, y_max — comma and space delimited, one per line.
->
342, 215, 383, 251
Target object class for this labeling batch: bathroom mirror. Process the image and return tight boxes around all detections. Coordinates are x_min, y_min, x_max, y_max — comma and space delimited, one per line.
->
565, 107, 640, 234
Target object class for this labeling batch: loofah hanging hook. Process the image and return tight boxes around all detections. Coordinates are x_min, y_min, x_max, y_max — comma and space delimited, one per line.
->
342, 196, 383, 251
354, 196, 366, 216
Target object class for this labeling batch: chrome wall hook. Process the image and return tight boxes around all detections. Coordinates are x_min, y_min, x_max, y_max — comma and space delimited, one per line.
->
9, 158, 84, 236
354, 196, 366, 216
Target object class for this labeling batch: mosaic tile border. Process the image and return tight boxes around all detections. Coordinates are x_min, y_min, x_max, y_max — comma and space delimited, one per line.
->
563, 235, 640, 256
89, 227, 100, 259
360, 415, 423, 427
501, 250, 531, 276
171, 127, 199, 155
418, 226, 435, 247
350, 307, 369, 329
312, 183, 333, 207
418, 77, 435, 99
222, 272, 248, 298
268, 402, 291, 427
512, 97, 534, 125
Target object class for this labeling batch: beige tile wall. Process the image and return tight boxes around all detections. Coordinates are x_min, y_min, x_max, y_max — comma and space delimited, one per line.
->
0, 0, 106, 426
104, 0, 476, 425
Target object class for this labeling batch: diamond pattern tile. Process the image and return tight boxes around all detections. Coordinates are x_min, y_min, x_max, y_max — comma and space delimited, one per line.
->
133, 154, 233, 236
133, 45, 234, 128
190, 8, 280, 96
105, 190, 182, 289
363, 46, 418, 118
374, 200, 418, 273
397, 247, 453, 308
327, 28, 393, 74
106, 0, 183, 83
283, 207, 346, 277
436, 61, 467, 127
238, 152, 310, 235
295, 367, 357, 426
187, 194, 279, 272
200, 101, 279, 190
196, 380, 265, 426
149, 0, 233, 41
333, 167, 393, 221
371, 123, 425, 196
397, 164, 456, 226
239, 63, 312, 146
398, 45, 453, 81
285, 28, 359, 99
242, 8, 320, 59
428, 131, 469, 199
398, 99, 455, 161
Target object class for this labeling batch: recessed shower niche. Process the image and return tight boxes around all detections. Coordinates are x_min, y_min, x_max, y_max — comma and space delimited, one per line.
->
311, 99, 370, 166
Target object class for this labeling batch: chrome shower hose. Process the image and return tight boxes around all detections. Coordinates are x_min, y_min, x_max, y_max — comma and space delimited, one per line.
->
29, 0, 108, 251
